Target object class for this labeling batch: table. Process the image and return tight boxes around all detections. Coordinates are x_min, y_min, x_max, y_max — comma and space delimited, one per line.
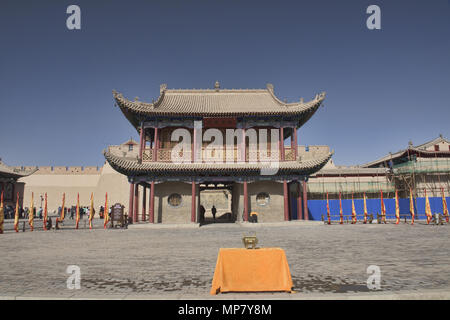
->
210, 248, 293, 295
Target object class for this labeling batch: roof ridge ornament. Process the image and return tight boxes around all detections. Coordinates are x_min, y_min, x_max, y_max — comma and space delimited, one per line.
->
214, 81, 220, 91
160, 83, 167, 94
266, 83, 274, 93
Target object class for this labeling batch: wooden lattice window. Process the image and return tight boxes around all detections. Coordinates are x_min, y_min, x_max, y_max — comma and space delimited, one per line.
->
168, 193, 182, 207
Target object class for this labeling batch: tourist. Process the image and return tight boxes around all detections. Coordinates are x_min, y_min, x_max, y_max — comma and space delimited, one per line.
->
200, 205, 205, 222
38, 207, 43, 219
211, 205, 217, 221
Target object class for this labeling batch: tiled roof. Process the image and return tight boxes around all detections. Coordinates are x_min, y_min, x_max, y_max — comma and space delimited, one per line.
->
103, 150, 333, 177
312, 167, 389, 176
0, 161, 38, 179
113, 84, 325, 118
362, 135, 450, 168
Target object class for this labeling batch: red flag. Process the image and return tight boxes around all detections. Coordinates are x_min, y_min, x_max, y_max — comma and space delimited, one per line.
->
363, 192, 368, 224
380, 189, 386, 224
14, 192, 19, 232
409, 188, 415, 225
326, 192, 330, 225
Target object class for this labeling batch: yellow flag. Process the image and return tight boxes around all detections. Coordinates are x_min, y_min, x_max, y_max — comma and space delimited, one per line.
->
104, 192, 109, 229
425, 189, 432, 224
14, 192, 19, 232
442, 188, 448, 223
89, 193, 94, 229
75, 193, 80, 229
395, 189, 400, 224
0, 191, 4, 234
409, 188, 415, 225
29, 192, 34, 231
60, 193, 65, 221
43, 193, 48, 231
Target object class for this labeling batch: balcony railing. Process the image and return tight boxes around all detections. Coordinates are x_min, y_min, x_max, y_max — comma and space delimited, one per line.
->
142, 147, 298, 163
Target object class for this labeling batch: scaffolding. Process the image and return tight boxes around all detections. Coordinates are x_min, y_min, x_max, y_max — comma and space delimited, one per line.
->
307, 158, 450, 200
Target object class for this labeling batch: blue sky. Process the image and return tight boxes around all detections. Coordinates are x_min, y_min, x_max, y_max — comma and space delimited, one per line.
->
0, 0, 449, 167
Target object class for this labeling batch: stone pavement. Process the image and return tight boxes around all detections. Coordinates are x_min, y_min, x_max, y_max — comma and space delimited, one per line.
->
0, 219, 449, 299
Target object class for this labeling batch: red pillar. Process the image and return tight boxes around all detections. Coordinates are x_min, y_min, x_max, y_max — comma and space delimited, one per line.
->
191, 182, 196, 223
243, 181, 248, 222
303, 181, 308, 220
297, 181, 303, 220
153, 127, 159, 161
134, 184, 139, 223
142, 186, 146, 221
129, 183, 134, 222
283, 180, 289, 221
149, 181, 155, 223
293, 127, 297, 161
280, 127, 285, 161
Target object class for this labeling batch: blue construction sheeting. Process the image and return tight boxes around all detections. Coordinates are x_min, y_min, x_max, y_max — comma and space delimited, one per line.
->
304, 197, 450, 221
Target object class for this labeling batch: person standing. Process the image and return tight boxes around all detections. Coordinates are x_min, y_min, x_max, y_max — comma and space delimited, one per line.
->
211, 205, 217, 221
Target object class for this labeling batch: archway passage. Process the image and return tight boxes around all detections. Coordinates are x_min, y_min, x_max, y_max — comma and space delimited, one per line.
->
199, 182, 234, 225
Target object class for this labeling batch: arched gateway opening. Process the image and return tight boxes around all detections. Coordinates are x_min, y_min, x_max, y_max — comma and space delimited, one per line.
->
199, 182, 234, 225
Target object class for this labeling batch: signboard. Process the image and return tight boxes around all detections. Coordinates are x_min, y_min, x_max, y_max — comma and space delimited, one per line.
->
111, 203, 124, 228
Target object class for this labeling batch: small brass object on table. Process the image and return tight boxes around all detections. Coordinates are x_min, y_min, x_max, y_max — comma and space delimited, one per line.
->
242, 232, 258, 249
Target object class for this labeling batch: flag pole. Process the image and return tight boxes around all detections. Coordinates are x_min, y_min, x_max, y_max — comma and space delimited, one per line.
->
29, 192, 34, 231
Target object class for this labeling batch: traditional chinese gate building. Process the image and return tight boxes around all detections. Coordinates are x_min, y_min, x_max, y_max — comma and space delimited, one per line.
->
104, 82, 332, 224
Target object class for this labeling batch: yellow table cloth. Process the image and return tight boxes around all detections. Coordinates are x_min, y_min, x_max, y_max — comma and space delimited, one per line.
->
210, 248, 293, 295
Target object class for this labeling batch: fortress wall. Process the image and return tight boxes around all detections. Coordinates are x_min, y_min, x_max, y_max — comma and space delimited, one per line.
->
18, 162, 130, 212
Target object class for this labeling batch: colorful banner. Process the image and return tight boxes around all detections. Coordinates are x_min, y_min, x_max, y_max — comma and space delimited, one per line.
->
409, 188, 415, 225
0, 190, 4, 234
89, 192, 94, 229
104, 192, 109, 229
76, 193, 80, 229
326, 192, 330, 225
29, 192, 34, 231
442, 187, 448, 223
43, 193, 48, 230
380, 189, 386, 224
363, 192, 368, 224
339, 191, 343, 224
351, 193, 357, 224
14, 192, 19, 232
395, 189, 400, 225
60, 193, 65, 221
425, 189, 432, 224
